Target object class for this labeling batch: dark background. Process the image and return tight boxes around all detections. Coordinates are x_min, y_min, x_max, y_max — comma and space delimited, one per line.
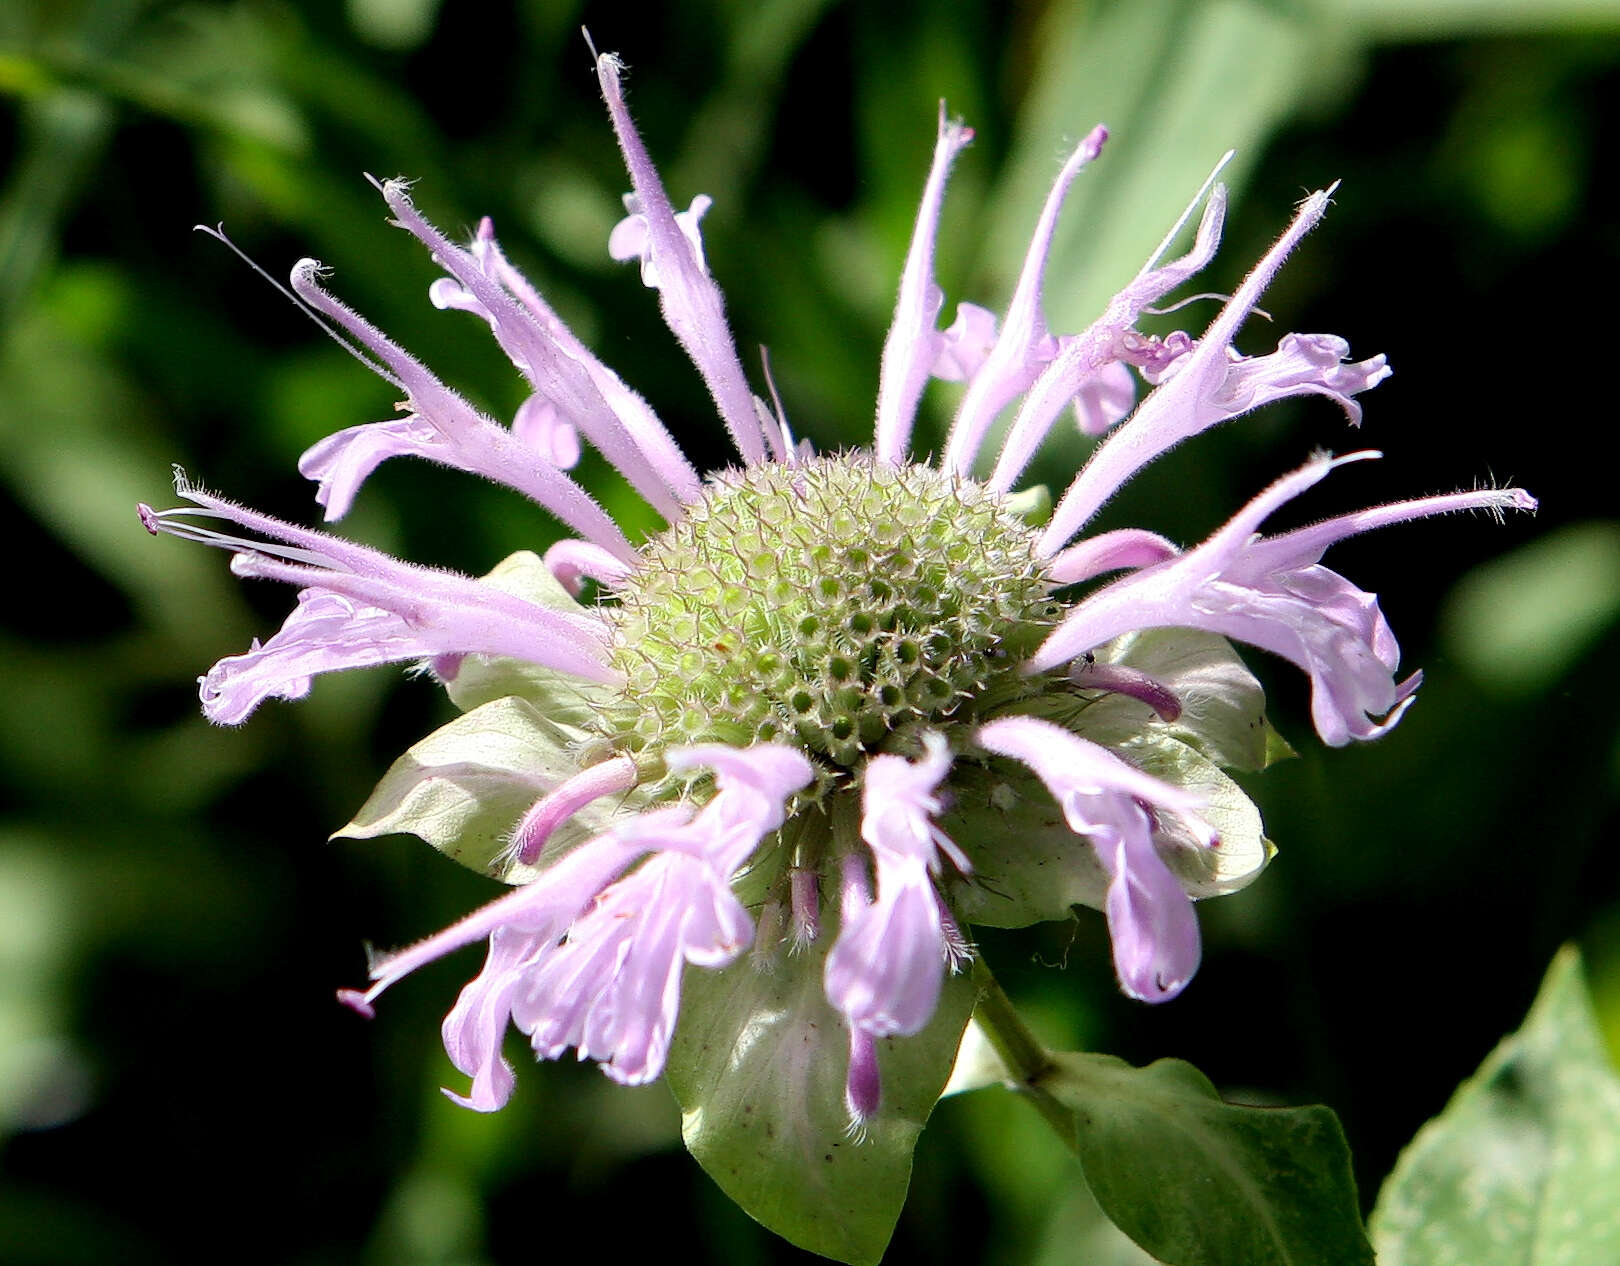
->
2, 1, 1617, 1262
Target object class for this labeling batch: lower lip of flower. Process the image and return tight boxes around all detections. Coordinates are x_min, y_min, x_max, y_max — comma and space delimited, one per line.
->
596, 454, 1061, 770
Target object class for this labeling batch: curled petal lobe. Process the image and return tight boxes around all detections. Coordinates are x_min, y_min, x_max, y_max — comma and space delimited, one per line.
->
1073, 359, 1137, 436
610, 193, 714, 286
299, 417, 458, 521
440, 926, 543, 1110
1210, 332, 1390, 426
511, 396, 581, 469
201, 589, 422, 725
932, 302, 1000, 382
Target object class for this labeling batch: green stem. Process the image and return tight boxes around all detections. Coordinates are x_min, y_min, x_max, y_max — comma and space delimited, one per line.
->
969, 957, 1078, 1151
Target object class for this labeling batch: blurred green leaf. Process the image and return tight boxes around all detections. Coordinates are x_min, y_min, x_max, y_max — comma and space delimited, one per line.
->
1370, 946, 1620, 1266
1041, 1052, 1374, 1266
1326, 0, 1620, 39
1440, 522, 1620, 696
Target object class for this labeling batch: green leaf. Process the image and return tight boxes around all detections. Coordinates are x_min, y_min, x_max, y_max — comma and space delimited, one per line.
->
1041, 1052, 1374, 1266
441, 550, 615, 728
1369, 945, 1620, 1266
333, 696, 629, 884
666, 928, 974, 1265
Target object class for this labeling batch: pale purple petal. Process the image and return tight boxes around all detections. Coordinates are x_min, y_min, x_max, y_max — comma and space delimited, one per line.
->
983, 174, 1229, 493
667, 742, 816, 872
355, 742, 809, 1098
505, 743, 809, 1084
507, 755, 639, 866
543, 538, 634, 597
344, 827, 655, 1017
824, 735, 966, 1038
1031, 453, 1537, 745
825, 853, 947, 1037
140, 483, 618, 721
468, 218, 702, 501
1047, 528, 1178, 586
941, 124, 1107, 475
198, 589, 424, 724
517, 851, 748, 1085
1101, 829, 1205, 1003
873, 106, 976, 466
377, 183, 690, 518
609, 193, 713, 286
439, 925, 546, 1110
976, 716, 1210, 1002
1209, 332, 1390, 427
1038, 187, 1375, 554
594, 53, 766, 465
1073, 359, 1137, 436
932, 302, 999, 382
298, 416, 458, 521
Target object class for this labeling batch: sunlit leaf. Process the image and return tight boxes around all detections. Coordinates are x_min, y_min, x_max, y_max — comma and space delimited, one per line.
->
335, 696, 625, 883
1042, 1052, 1374, 1266
1370, 945, 1620, 1266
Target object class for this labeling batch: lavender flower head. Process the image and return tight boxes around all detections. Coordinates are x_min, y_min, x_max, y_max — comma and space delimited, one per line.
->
141, 49, 1534, 1136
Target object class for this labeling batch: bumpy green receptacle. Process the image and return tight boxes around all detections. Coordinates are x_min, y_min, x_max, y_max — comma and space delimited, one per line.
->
598, 456, 1059, 768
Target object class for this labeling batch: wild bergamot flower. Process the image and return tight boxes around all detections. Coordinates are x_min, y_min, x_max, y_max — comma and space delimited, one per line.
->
140, 51, 1534, 1127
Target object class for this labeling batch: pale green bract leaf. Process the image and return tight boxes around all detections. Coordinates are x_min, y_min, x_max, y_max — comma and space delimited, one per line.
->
1113, 733, 1275, 899
441, 550, 615, 729
1042, 1052, 1374, 1266
333, 695, 626, 885
1081, 628, 1285, 772
665, 928, 974, 1266
1369, 945, 1620, 1266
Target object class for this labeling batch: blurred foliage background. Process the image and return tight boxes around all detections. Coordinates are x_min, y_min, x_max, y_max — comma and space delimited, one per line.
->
2, 0, 1618, 1262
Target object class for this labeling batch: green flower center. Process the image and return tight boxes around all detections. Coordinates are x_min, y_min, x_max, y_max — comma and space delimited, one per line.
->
599, 456, 1058, 769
